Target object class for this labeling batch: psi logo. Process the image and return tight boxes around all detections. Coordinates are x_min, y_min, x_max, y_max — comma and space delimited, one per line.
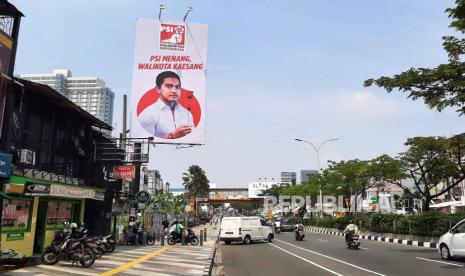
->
160, 23, 185, 51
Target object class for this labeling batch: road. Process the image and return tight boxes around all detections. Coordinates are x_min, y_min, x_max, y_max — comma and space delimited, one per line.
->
220, 230, 465, 276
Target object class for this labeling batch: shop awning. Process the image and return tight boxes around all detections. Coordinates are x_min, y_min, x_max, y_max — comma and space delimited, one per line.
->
5, 175, 105, 201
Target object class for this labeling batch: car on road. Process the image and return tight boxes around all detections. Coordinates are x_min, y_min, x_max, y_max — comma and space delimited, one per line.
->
438, 218, 465, 260
220, 216, 274, 245
280, 218, 295, 232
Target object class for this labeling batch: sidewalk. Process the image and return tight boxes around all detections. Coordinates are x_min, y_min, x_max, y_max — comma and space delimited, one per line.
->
3, 225, 219, 276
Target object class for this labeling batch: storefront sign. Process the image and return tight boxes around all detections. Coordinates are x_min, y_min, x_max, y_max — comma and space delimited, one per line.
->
24, 183, 50, 196
50, 184, 95, 200
6, 232, 24, 241
113, 166, 136, 180
135, 191, 151, 204
0, 152, 12, 178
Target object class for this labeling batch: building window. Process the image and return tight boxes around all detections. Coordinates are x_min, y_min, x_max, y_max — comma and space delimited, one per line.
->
1, 198, 32, 232
46, 201, 74, 230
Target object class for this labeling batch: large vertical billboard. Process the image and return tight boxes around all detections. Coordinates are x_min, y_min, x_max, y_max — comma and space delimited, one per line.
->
0, 29, 13, 139
130, 19, 208, 145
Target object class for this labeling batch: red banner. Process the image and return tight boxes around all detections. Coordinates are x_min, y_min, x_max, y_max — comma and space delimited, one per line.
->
113, 165, 136, 180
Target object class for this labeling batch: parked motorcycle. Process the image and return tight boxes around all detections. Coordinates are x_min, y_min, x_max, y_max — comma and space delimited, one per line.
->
102, 234, 116, 253
127, 228, 156, 246
41, 231, 95, 268
167, 228, 199, 245
71, 225, 105, 259
346, 234, 360, 249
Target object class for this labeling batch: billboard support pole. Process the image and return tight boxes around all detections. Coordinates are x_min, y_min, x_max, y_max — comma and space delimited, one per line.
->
158, 4, 165, 20
183, 7, 193, 22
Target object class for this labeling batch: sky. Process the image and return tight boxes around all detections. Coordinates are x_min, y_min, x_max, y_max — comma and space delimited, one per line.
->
9, 0, 465, 188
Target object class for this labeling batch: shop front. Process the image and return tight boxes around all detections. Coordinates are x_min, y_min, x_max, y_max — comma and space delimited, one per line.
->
1, 175, 104, 256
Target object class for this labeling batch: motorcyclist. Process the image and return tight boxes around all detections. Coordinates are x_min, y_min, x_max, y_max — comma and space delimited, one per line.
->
294, 223, 304, 234
131, 221, 141, 244
275, 220, 281, 232
343, 220, 359, 244
169, 220, 184, 241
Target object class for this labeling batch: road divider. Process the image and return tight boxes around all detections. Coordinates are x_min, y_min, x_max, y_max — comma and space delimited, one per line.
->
275, 239, 387, 276
305, 227, 438, 249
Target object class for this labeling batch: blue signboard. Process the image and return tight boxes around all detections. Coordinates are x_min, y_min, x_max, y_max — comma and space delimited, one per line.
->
0, 152, 12, 178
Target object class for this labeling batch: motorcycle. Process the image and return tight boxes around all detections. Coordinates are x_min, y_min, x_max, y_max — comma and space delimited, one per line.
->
275, 225, 281, 234
346, 234, 360, 249
295, 229, 305, 241
167, 228, 199, 245
127, 228, 156, 245
102, 234, 116, 253
41, 231, 95, 268
71, 226, 105, 259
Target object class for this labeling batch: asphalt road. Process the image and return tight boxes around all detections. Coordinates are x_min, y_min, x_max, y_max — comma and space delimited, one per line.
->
220, 231, 465, 276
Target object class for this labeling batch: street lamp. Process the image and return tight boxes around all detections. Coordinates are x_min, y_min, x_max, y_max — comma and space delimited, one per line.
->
294, 138, 338, 216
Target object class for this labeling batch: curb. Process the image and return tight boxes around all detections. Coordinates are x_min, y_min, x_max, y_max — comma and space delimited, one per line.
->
304, 226, 439, 249
202, 230, 220, 276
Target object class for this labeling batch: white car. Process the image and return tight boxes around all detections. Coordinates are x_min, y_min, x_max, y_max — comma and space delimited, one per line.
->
438, 218, 465, 260
220, 216, 274, 245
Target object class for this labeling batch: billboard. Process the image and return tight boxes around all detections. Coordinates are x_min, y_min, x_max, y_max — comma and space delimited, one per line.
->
248, 181, 291, 199
130, 19, 208, 144
0, 30, 13, 139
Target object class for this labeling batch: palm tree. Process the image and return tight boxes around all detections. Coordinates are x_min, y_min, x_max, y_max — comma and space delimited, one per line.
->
182, 165, 210, 215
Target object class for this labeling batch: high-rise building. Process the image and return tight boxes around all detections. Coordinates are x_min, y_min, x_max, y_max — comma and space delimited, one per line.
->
281, 172, 296, 185
300, 170, 318, 183
18, 69, 114, 127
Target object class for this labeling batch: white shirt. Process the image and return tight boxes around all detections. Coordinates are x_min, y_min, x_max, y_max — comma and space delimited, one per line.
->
344, 224, 359, 234
138, 100, 193, 138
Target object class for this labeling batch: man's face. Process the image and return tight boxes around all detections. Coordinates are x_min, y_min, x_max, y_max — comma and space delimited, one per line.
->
157, 77, 181, 102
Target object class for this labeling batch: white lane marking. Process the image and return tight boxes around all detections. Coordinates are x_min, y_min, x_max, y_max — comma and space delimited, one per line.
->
269, 243, 344, 276
317, 239, 328, 242
275, 239, 386, 276
415, 257, 464, 267
359, 247, 370, 251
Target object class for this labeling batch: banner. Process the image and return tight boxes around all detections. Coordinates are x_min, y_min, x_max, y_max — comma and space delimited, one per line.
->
0, 30, 13, 139
130, 19, 208, 144
113, 165, 136, 180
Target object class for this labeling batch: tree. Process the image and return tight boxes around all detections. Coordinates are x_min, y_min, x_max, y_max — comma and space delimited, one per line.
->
320, 160, 371, 213
182, 165, 210, 215
380, 136, 465, 211
150, 193, 185, 215
364, 1, 465, 115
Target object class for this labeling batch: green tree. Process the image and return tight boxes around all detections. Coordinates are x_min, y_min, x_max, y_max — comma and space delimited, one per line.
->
364, 1, 465, 115
182, 165, 210, 214
150, 193, 185, 215
320, 160, 372, 213
379, 136, 465, 211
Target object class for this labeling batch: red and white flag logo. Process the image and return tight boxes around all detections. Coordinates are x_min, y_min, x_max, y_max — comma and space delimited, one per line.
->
160, 23, 185, 51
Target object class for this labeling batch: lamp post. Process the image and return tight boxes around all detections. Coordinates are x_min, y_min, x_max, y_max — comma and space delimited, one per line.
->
294, 138, 338, 217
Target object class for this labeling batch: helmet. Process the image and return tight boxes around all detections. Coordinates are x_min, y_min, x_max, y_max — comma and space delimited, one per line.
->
70, 222, 78, 229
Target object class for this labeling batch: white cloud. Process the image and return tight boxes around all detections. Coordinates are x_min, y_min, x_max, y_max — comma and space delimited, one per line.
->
332, 91, 399, 119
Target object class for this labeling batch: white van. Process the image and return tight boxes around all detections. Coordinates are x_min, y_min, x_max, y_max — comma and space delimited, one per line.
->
220, 216, 274, 245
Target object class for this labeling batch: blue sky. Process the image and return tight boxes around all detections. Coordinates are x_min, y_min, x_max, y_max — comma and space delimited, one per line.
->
10, 0, 464, 188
